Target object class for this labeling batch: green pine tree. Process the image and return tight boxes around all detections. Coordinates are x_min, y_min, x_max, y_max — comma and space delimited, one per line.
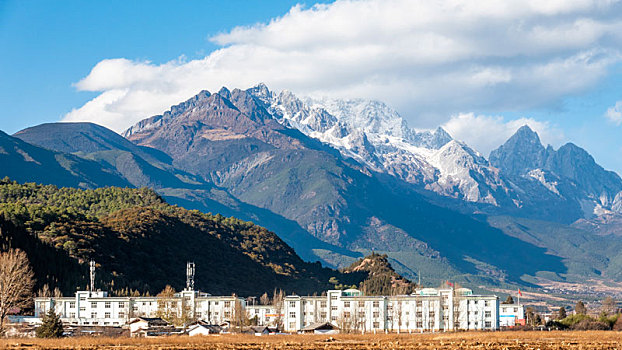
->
36, 308, 64, 338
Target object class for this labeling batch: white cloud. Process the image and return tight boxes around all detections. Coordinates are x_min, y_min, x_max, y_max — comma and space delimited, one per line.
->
63, 0, 622, 132
442, 113, 565, 156
605, 101, 622, 125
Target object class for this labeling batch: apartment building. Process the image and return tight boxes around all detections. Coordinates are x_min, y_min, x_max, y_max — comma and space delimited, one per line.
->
34, 289, 244, 327
283, 288, 499, 332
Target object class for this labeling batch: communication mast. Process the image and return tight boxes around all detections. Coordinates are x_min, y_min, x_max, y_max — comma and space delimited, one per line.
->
186, 261, 195, 291
89, 260, 96, 292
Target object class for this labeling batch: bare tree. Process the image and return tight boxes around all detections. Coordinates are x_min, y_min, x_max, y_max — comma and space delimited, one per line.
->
272, 289, 284, 330
155, 285, 177, 324
259, 292, 270, 306
37, 284, 51, 298
0, 249, 35, 333
231, 298, 248, 332
601, 297, 616, 316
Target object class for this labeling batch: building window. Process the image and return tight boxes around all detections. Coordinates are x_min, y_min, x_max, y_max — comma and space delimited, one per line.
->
104, 312, 111, 318
91, 312, 97, 318
289, 312, 296, 318
373, 321, 380, 329
214, 301, 219, 305
80, 307, 86, 312
416, 301, 422, 307
69, 312, 76, 318
429, 311, 435, 317
320, 312, 327, 319
373, 301, 379, 308
416, 311, 422, 318
485, 301, 490, 307
344, 311, 351, 318
105, 302, 111, 308
224, 301, 231, 308
320, 301, 327, 308
91, 302, 97, 308
119, 312, 125, 318
485, 311, 491, 318
514, 307, 518, 312
417, 321, 423, 328
331, 316, 337, 321
373, 311, 379, 318
196, 312, 201, 318
171, 301, 177, 308
289, 301, 296, 307
224, 311, 231, 318
119, 302, 125, 308
69, 301, 75, 308
502, 307, 507, 312
331, 306, 338, 311
485, 321, 491, 328
474, 311, 478, 316
289, 322, 295, 329
343, 301, 350, 308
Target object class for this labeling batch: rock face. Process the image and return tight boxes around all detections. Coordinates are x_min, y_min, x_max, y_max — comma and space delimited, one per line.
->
490, 125, 622, 219
248, 84, 518, 207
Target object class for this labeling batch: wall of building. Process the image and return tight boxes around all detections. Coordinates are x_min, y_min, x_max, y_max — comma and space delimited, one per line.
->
34, 287, 504, 332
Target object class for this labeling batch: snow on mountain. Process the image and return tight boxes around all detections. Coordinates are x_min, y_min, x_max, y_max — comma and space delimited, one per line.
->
490, 125, 622, 218
248, 83, 516, 206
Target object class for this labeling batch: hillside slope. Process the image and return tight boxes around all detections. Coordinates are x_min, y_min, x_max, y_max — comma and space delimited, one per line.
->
343, 253, 417, 295
0, 130, 129, 189
0, 179, 362, 296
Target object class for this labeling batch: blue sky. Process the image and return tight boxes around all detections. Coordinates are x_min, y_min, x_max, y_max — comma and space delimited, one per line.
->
0, 0, 311, 133
1, 0, 622, 174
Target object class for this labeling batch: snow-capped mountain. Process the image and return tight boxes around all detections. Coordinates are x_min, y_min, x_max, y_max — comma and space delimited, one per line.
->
248, 83, 517, 206
490, 125, 622, 218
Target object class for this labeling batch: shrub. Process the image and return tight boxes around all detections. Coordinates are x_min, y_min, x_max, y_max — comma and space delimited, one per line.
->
559, 313, 592, 328
36, 308, 64, 338
571, 319, 610, 331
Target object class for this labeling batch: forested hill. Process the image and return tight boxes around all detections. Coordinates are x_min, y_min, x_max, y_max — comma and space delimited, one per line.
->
0, 178, 364, 296
343, 253, 417, 296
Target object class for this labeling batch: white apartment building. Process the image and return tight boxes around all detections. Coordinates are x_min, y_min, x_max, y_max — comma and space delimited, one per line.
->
34, 286, 500, 332
283, 287, 500, 333
31, 262, 510, 333
499, 303, 525, 327
34, 289, 244, 327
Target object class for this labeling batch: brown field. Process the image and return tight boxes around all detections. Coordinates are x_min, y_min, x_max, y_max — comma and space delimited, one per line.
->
1, 331, 622, 350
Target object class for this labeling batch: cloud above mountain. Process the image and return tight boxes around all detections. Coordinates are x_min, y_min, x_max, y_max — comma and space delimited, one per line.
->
606, 101, 622, 125
442, 113, 564, 156
63, 0, 622, 133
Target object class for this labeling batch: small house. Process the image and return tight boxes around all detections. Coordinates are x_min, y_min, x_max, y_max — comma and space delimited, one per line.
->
128, 317, 169, 336
300, 322, 339, 334
187, 322, 222, 336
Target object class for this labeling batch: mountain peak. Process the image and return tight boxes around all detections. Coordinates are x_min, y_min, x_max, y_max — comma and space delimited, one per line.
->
489, 125, 545, 175
514, 125, 541, 143
218, 86, 232, 100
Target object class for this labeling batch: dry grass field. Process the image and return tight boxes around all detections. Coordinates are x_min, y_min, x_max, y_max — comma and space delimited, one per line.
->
1, 331, 621, 350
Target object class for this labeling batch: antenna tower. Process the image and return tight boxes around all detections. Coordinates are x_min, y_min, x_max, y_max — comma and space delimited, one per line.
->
186, 261, 195, 291
89, 260, 96, 292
